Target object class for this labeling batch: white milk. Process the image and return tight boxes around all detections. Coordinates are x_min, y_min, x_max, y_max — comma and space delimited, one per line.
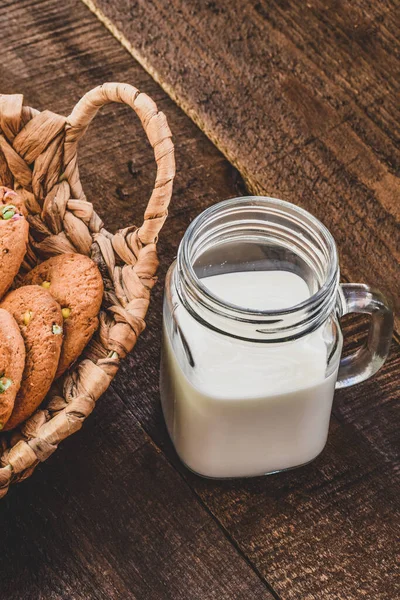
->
160, 271, 338, 478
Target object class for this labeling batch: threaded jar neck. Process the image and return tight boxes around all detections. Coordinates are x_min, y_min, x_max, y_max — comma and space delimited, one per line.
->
176, 197, 340, 342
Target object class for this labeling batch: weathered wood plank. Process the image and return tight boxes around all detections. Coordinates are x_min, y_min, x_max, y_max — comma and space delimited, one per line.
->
0, 388, 273, 600
0, 1, 275, 599
1, 1, 398, 600
116, 323, 400, 600
193, 420, 399, 600
84, 0, 400, 332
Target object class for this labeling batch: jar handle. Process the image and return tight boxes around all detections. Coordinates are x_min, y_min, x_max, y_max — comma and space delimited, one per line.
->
336, 284, 393, 389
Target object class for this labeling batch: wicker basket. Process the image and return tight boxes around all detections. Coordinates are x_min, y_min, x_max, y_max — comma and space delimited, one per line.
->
0, 82, 175, 498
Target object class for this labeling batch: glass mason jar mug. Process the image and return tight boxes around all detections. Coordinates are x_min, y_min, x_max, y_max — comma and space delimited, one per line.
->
160, 197, 393, 479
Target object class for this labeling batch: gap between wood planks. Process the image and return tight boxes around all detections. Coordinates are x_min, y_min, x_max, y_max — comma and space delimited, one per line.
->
79, 0, 255, 173
80, 0, 400, 339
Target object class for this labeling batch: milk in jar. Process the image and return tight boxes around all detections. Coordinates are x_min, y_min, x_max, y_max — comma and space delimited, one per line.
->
161, 270, 338, 478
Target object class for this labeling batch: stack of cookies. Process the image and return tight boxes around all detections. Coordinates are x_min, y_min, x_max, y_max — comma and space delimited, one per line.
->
0, 186, 104, 432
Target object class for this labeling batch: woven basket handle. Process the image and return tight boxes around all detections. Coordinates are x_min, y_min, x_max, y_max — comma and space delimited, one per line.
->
65, 83, 175, 244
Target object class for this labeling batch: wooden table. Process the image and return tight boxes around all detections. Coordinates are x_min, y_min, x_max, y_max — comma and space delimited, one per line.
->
1, 1, 398, 598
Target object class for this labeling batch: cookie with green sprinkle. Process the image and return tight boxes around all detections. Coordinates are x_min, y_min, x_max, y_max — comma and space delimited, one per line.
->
0, 187, 27, 216
0, 285, 63, 430
23, 253, 103, 377
0, 187, 29, 300
0, 308, 26, 429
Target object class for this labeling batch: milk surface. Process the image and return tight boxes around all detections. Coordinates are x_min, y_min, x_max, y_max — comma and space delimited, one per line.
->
160, 270, 338, 478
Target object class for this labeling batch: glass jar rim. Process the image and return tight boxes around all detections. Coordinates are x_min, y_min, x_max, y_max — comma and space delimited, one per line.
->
176, 196, 340, 341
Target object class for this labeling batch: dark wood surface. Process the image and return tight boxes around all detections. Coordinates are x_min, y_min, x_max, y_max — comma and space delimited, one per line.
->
85, 0, 400, 333
0, 1, 399, 599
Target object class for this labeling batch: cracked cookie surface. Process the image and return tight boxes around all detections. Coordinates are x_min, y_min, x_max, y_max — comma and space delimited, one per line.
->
23, 253, 103, 377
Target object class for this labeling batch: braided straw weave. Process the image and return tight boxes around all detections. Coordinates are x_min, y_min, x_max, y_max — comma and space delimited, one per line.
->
0, 83, 175, 498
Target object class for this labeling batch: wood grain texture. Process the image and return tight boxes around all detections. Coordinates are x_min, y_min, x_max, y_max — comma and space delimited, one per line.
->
0, 1, 398, 599
84, 0, 400, 332
0, 387, 273, 600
